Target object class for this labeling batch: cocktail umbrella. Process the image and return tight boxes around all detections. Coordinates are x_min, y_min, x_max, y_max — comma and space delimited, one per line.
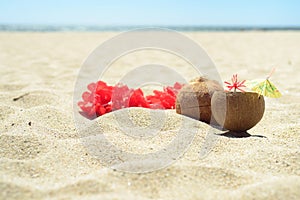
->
245, 68, 282, 98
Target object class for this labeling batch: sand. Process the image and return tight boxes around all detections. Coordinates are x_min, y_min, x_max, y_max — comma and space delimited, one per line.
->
0, 31, 299, 200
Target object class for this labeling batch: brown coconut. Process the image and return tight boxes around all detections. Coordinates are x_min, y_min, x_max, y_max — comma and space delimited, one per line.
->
176, 77, 223, 123
211, 91, 265, 132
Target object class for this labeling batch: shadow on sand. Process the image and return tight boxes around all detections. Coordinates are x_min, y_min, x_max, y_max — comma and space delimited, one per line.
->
216, 131, 267, 138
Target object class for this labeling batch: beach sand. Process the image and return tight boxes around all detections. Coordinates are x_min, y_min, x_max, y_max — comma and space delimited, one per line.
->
0, 31, 299, 199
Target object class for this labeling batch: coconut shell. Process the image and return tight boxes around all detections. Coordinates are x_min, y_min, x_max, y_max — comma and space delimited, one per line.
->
211, 91, 265, 132
176, 77, 223, 123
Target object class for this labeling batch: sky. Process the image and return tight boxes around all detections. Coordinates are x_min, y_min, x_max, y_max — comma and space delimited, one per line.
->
0, 0, 299, 26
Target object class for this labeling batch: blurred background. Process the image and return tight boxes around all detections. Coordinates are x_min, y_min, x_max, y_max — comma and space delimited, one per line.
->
0, 0, 299, 31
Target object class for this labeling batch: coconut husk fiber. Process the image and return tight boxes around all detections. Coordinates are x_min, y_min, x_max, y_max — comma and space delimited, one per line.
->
176, 77, 223, 123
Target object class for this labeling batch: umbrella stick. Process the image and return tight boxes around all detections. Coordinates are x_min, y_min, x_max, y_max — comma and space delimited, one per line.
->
266, 68, 275, 79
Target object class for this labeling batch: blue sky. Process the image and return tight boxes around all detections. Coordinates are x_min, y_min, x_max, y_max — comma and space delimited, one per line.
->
0, 0, 299, 26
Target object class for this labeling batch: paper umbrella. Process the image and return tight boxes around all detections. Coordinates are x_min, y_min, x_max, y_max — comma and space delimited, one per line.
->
245, 69, 282, 98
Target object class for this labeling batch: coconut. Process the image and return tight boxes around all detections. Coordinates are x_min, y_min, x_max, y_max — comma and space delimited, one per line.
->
175, 77, 223, 123
211, 91, 265, 132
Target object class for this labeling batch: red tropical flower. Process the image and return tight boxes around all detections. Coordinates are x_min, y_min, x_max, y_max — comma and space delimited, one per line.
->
224, 74, 246, 92
78, 81, 184, 119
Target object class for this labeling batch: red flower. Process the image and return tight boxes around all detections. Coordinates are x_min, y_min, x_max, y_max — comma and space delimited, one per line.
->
78, 81, 184, 119
224, 74, 246, 92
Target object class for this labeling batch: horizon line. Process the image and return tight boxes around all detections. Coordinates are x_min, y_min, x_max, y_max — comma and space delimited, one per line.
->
1, 23, 300, 27
1, 24, 300, 32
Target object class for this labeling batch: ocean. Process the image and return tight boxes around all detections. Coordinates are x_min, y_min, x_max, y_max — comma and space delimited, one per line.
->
0, 24, 300, 32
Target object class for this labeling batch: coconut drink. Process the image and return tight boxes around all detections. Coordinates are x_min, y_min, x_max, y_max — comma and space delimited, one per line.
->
175, 77, 223, 123
211, 74, 265, 132
211, 91, 265, 132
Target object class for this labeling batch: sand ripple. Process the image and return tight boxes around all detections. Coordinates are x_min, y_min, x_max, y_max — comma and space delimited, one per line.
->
0, 134, 44, 160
